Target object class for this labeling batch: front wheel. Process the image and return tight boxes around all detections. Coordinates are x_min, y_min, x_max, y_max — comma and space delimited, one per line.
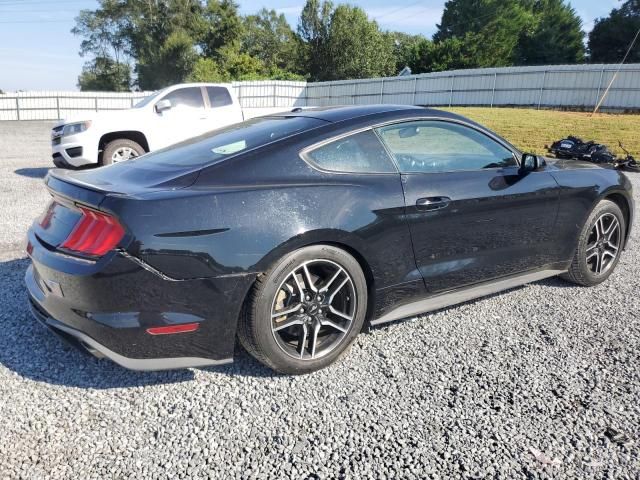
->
238, 245, 368, 374
101, 139, 145, 166
561, 199, 625, 286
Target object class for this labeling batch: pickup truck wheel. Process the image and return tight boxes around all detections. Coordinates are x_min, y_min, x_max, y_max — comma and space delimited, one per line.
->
101, 139, 145, 166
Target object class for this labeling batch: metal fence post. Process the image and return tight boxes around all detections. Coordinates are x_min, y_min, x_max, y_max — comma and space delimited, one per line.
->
56, 97, 61, 120
95, 96, 98, 112
595, 67, 605, 109
130, 97, 135, 108
380, 79, 385, 103
537, 70, 547, 109
412, 76, 418, 105
538, 70, 547, 110
15, 97, 20, 120
449, 75, 455, 107
273, 83, 277, 107
352, 82, 356, 105
490, 72, 497, 108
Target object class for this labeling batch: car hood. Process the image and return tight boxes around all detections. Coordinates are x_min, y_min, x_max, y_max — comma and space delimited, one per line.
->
543, 157, 607, 171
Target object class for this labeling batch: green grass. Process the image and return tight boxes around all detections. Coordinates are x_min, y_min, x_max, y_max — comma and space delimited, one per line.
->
441, 107, 640, 158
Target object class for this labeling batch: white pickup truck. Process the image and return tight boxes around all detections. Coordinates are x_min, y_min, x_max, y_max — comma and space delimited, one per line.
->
51, 83, 244, 168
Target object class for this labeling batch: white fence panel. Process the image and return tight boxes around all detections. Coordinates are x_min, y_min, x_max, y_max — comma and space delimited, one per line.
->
2, 64, 640, 120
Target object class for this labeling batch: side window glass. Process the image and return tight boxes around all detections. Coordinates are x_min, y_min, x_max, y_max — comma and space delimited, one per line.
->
376, 121, 516, 173
206, 87, 233, 108
305, 130, 397, 173
161, 87, 205, 110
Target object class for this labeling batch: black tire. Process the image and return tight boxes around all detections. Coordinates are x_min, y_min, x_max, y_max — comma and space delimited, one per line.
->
561, 199, 625, 286
100, 139, 145, 166
238, 245, 368, 374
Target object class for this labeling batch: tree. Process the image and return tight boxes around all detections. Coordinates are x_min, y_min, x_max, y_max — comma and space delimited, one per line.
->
431, 0, 584, 68
517, 0, 585, 65
433, 0, 535, 67
201, 0, 243, 58
137, 30, 199, 90
325, 5, 395, 80
78, 56, 132, 91
188, 57, 227, 82
242, 8, 300, 74
72, 0, 132, 90
125, 0, 204, 89
298, 0, 333, 80
297, 1, 395, 80
388, 32, 430, 74
589, 0, 640, 63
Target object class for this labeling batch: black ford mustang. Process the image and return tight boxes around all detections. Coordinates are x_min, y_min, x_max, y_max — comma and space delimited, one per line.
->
26, 105, 634, 374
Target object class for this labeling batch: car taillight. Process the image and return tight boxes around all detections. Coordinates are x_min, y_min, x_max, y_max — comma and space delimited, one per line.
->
60, 207, 125, 257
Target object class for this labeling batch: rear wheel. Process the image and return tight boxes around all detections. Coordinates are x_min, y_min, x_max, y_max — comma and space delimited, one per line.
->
238, 245, 367, 374
101, 139, 145, 166
562, 199, 625, 286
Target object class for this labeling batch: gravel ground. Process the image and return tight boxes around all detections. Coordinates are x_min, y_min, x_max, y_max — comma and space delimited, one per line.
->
0, 121, 639, 479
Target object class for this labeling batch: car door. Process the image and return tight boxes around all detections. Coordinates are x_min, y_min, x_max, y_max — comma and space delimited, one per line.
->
151, 87, 207, 148
376, 119, 561, 294
204, 86, 244, 132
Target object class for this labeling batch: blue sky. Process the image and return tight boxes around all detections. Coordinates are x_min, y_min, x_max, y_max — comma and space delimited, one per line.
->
0, 0, 619, 91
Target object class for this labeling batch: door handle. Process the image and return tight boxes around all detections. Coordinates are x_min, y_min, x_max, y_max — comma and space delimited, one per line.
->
416, 196, 451, 211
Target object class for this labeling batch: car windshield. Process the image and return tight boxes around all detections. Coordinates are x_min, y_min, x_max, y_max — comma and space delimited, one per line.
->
130, 116, 326, 168
133, 90, 164, 108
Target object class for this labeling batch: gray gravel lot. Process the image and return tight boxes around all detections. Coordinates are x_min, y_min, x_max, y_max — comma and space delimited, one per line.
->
0, 121, 639, 479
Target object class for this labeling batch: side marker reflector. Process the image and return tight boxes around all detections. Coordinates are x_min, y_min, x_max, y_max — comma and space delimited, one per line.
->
146, 323, 200, 335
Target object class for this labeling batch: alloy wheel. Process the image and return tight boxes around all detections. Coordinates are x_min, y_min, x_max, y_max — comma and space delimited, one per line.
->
111, 147, 139, 163
270, 259, 356, 360
585, 212, 621, 275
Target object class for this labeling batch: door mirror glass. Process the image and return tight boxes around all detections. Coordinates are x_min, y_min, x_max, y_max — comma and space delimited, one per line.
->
155, 99, 172, 113
520, 153, 545, 172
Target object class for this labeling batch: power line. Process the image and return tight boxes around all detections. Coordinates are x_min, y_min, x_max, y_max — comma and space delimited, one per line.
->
373, 1, 426, 22
592, 25, 640, 115
0, 18, 73, 23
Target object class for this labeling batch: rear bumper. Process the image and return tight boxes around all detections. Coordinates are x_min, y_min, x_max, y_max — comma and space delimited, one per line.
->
27, 292, 230, 370
25, 236, 256, 370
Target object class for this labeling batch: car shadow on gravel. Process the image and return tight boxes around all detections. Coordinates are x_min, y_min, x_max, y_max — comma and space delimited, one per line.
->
14, 167, 51, 179
0, 258, 278, 388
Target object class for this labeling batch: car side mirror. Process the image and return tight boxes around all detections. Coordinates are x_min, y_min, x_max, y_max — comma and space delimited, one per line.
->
520, 153, 545, 173
155, 99, 172, 113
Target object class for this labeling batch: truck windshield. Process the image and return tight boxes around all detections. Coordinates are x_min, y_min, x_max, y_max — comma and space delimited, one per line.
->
133, 90, 164, 108
130, 116, 326, 168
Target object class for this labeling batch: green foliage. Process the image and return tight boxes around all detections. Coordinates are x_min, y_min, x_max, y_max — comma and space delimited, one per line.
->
72, 0, 595, 91
242, 8, 300, 74
201, 0, 243, 58
388, 32, 431, 73
325, 5, 395, 80
589, 0, 640, 63
517, 0, 585, 65
297, 2, 394, 80
298, 0, 333, 80
137, 30, 199, 90
431, 0, 584, 69
78, 56, 132, 91
188, 57, 227, 82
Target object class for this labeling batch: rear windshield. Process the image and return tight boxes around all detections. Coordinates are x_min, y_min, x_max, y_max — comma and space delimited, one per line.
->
131, 116, 325, 168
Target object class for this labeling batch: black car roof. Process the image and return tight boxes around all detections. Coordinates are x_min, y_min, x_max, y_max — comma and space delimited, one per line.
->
278, 104, 520, 154
279, 104, 430, 123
